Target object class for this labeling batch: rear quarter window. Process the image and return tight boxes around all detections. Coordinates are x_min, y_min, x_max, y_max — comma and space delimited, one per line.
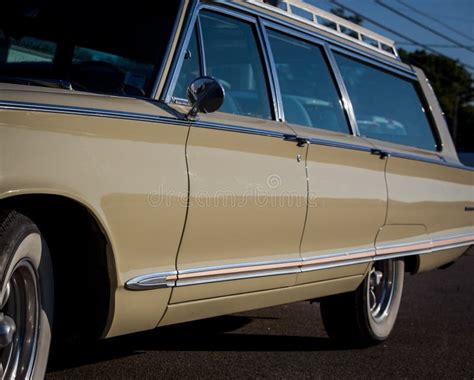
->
335, 53, 439, 151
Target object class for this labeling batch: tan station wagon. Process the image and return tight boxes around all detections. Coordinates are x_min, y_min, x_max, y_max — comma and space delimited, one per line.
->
0, 0, 473, 377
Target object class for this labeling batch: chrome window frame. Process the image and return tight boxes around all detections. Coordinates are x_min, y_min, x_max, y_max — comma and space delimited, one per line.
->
163, 3, 280, 122
331, 49, 443, 152
147, 0, 186, 98
161, 1, 419, 131
160, 0, 201, 104
260, 18, 359, 136
161, 1, 447, 159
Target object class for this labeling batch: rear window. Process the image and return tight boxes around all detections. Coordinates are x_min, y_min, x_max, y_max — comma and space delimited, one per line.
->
335, 53, 438, 151
0, 0, 182, 97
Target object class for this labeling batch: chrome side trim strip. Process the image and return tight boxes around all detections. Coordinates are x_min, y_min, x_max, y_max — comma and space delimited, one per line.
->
2, 99, 472, 171
303, 248, 374, 265
178, 256, 302, 276
387, 150, 474, 172
193, 120, 287, 139
301, 257, 373, 273
0, 100, 187, 126
373, 240, 473, 262
125, 272, 177, 291
375, 234, 474, 260
177, 267, 301, 287
432, 233, 474, 245
376, 240, 433, 256
125, 232, 473, 290
432, 241, 474, 253
0, 100, 292, 140
307, 137, 371, 153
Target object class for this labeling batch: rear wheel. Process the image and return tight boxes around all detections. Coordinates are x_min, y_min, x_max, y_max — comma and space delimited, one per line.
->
320, 259, 404, 346
0, 210, 53, 379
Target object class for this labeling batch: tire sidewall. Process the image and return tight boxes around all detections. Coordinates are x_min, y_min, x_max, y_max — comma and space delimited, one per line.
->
0, 213, 53, 380
362, 259, 404, 341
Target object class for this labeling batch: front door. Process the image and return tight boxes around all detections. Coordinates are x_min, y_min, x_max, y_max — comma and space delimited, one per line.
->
169, 9, 308, 303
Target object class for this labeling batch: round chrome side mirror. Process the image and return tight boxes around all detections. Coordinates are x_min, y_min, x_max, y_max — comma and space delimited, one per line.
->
186, 76, 225, 119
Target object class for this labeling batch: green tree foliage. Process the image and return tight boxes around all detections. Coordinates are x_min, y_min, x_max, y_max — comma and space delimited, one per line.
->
399, 49, 474, 151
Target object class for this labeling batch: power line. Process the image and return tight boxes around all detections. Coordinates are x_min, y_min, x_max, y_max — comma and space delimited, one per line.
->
397, 42, 474, 49
396, 0, 474, 43
375, 0, 474, 53
329, 0, 474, 71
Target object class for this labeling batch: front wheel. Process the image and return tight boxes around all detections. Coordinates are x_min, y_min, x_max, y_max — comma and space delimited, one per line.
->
320, 259, 404, 346
0, 210, 54, 379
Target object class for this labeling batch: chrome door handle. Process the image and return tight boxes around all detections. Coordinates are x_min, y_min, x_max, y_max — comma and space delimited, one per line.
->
370, 148, 389, 159
283, 135, 309, 147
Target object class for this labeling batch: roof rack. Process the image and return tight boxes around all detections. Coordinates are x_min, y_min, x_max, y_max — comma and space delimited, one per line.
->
245, 0, 399, 59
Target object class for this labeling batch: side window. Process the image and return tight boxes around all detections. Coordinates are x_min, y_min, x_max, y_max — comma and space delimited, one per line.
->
72, 47, 154, 97
267, 30, 350, 134
0, 35, 56, 63
335, 53, 438, 151
173, 26, 201, 100
199, 11, 272, 119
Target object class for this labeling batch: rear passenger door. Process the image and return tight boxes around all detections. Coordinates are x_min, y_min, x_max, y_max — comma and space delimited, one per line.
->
333, 53, 473, 257
167, 9, 308, 303
264, 26, 387, 285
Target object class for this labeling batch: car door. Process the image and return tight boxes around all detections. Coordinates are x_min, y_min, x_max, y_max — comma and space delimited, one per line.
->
332, 53, 474, 260
166, 8, 309, 303
264, 26, 387, 285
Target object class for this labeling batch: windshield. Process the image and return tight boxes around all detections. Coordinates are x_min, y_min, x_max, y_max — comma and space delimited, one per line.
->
0, 0, 182, 97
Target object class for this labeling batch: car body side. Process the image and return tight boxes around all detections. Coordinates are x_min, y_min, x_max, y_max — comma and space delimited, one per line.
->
0, 0, 473, 340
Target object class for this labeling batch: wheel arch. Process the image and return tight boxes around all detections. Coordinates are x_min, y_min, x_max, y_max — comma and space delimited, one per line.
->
0, 191, 117, 340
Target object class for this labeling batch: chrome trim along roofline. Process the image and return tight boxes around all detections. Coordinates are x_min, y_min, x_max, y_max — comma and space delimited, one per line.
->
214, 1, 413, 76
245, 0, 398, 59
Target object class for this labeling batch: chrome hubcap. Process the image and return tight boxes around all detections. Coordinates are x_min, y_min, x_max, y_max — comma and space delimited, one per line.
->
0, 259, 40, 379
368, 260, 396, 323
0, 313, 16, 349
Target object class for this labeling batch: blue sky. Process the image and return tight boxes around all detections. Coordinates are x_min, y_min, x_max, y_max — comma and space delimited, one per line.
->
305, 0, 474, 74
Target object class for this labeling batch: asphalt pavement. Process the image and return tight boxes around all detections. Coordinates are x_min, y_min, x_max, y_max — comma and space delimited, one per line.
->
46, 249, 474, 379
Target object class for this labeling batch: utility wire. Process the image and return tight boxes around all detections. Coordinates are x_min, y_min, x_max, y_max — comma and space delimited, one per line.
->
397, 42, 474, 49
329, 0, 474, 71
396, 0, 474, 43
375, 0, 474, 53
